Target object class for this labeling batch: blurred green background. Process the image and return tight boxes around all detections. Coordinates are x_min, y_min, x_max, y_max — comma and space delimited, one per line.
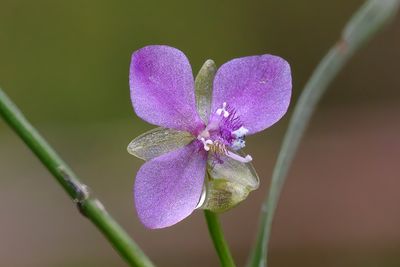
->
1, 1, 400, 266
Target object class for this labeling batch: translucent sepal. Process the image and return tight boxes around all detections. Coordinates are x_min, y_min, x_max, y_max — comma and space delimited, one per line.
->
127, 127, 194, 160
195, 59, 217, 124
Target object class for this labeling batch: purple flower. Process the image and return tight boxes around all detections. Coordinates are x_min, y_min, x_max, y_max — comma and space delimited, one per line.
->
128, 45, 292, 229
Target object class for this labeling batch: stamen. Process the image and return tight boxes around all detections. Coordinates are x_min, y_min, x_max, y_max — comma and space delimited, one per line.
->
232, 126, 249, 138
231, 138, 246, 150
209, 140, 227, 154
216, 102, 230, 118
231, 126, 249, 150
199, 137, 213, 151
226, 151, 253, 163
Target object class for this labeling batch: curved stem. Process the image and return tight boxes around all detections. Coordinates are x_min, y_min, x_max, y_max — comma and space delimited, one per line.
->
247, 1, 400, 266
204, 210, 236, 267
0, 88, 154, 267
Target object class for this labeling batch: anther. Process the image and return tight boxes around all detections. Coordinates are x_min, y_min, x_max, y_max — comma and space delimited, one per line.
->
232, 126, 249, 138
231, 138, 246, 150
200, 137, 213, 151
216, 102, 230, 118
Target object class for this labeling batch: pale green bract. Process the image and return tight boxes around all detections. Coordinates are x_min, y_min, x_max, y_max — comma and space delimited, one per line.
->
127, 59, 260, 212
202, 151, 259, 212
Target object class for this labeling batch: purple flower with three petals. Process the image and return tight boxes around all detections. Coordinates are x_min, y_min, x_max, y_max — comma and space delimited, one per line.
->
128, 45, 292, 229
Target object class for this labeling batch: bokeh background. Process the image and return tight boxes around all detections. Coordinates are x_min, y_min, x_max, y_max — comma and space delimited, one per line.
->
1, 1, 400, 266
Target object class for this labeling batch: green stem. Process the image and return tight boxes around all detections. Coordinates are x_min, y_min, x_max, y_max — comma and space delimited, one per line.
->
0, 88, 154, 267
247, 1, 400, 266
204, 210, 236, 267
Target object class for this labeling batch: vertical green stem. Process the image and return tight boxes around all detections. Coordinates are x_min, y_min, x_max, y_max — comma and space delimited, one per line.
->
204, 210, 236, 267
247, 1, 400, 266
0, 88, 154, 267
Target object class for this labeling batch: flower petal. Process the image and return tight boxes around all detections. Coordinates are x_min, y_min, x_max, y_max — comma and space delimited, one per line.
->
130, 45, 204, 134
195, 59, 217, 124
134, 142, 207, 229
199, 152, 259, 213
127, 127, 194, 161
211, 55, 292, 134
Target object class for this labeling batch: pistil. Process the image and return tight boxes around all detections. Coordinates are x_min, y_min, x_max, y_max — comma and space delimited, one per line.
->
226, 151, 253, 163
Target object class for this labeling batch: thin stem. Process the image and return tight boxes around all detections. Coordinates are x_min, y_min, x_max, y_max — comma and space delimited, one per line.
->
247, 1, 400, 266
0, 88, 154, 267
204, 210, 236, 267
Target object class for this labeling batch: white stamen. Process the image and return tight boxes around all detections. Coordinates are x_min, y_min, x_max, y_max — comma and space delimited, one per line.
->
200, 137, 213, 151
232, 126, 249, 138
226, 151, 253, 163
216, 102, 229, 118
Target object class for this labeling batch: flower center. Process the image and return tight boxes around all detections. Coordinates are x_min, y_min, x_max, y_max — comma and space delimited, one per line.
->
197, 102, 252, 163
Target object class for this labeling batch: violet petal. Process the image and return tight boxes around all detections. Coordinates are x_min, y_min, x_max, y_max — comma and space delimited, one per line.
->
134, 142, 207, 229
130, 45, 204, 134
211, 55, 292, 135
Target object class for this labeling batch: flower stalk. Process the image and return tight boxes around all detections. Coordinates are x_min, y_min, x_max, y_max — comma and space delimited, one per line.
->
0, 88, 154, 267
247, 0, 400, 266
204, 210, 236, 267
